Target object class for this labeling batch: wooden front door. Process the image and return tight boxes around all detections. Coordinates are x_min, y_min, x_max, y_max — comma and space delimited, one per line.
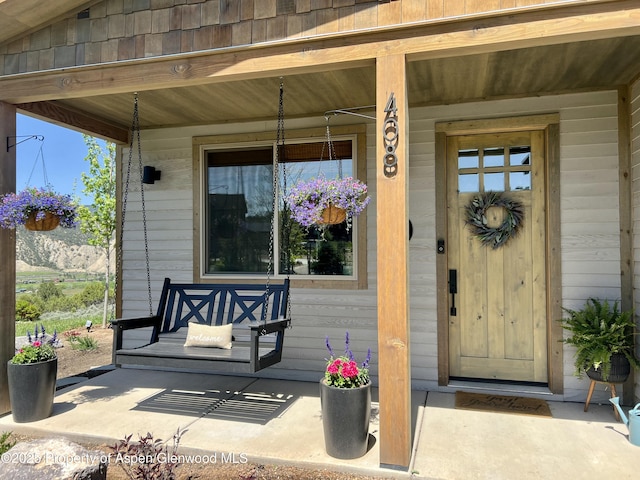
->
446, 130, 548, 383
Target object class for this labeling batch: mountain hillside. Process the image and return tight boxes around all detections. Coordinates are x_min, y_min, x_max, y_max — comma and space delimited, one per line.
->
16, 227, 112, 274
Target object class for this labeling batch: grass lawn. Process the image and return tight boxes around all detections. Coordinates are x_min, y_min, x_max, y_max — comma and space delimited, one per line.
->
15, 308, 106, 337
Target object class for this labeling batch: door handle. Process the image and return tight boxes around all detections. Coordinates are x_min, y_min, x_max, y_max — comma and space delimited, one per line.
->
449, 269, 457, 316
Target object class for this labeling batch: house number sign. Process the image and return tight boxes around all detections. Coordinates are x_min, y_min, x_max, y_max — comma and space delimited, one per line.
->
383, 92, 399, 178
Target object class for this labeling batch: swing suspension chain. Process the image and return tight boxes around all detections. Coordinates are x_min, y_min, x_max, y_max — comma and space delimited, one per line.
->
118, 101, 135, 320
137, 117, 153, 316
120, 94, 154, 316
262, 79, 290, 327
279, 91, 292, 321
281, 99, 292, 321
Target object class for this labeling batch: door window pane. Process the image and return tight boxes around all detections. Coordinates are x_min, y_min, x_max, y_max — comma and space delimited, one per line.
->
510, 171, 531, 190
459, 173, 479, 193
458, 149, 479, 169
484, 173, 505, 191
510, 146, 531, 167
483, 147, 504, 167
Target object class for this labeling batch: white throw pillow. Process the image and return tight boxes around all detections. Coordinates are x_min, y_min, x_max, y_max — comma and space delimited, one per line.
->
183, 323, 233, 349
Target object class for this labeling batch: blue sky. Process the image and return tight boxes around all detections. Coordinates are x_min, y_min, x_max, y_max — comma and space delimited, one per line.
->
16, 114, 95, 204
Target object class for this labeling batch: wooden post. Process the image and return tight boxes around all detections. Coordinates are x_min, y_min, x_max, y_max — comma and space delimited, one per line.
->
0, 102, 16, 415
376, 53, 411, 469
617, 86, 635, 406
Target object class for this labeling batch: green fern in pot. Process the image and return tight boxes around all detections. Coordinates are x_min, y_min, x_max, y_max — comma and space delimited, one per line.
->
561, 298, 639, 382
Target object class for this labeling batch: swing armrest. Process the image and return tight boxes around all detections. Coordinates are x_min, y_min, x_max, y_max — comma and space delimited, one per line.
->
112, 315, 163, 354
249, 317, 291, 335
248, 318, 290, 371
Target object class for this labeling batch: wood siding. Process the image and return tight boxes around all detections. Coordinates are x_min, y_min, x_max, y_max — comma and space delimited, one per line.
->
120, 90, 620, 399
631, 78, 640, 403
0, 0, 606, 76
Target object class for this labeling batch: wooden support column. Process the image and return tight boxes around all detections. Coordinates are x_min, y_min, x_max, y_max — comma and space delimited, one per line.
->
617, 86, 634, 406
0, 102, 16, 415
376, 53, 411, 469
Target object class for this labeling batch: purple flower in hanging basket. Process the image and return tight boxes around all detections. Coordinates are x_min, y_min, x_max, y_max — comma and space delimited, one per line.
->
0, 187, 78, 229
284, 176, 370, 229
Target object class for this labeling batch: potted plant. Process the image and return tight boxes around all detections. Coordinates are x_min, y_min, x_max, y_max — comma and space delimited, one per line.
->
561, 298, 639, 382
285, 176, 370, 231
0, 187, 78, 231
7, 325, 59, 422
320, 332, 372, 459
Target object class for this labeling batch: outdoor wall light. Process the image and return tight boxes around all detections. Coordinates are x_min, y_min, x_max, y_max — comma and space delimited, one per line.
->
142, 166, 161, 184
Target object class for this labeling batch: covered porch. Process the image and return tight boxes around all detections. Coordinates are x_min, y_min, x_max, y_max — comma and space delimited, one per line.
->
1, 0, 640, 471
0, 368, 637, 479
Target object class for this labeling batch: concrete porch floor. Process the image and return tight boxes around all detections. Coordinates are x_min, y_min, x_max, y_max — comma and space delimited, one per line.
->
0, 368, 638, 479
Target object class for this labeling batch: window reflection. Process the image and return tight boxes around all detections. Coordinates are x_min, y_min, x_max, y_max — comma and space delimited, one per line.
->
510, 146, 531, 167
483, 147, 504, 167
205, 140, 357, 277
458, 149, 479, 169
457, 144, 531, 193
459, 173, 479, 193
510, 172, 531, 190
485, 173, 504, 191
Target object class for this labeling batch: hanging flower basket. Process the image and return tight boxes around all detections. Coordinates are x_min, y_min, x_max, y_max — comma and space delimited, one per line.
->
285, 176, 370, 230
25, 211, 60, 231
0, 187, 78, 230
321, 205, 347, 225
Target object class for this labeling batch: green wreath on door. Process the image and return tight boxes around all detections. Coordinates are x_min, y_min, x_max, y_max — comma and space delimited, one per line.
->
464, 191, 524, 249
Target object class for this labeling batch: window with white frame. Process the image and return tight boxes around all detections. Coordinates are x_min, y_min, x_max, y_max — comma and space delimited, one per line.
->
200, 134, 364, 282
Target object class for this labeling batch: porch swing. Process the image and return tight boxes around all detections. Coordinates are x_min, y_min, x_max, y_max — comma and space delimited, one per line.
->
112, 85, 291, 374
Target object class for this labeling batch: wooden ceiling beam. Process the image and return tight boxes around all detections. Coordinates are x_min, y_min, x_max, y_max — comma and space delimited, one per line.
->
0, 0, 639, 104
17, 101, 129, 144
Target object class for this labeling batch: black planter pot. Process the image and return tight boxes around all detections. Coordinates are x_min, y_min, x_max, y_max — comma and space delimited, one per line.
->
585, 353, 631, 383
7, 358, 57, 423
319, 379, 371, 459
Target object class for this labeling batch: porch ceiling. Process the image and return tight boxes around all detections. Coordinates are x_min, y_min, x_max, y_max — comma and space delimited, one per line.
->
20, 35, 640, 137
0, 0, 92, 45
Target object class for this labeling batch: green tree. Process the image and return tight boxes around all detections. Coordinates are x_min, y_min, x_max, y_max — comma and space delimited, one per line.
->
77, 282, 106, 306
78, 136, 116, 327
37, 281, 62, 302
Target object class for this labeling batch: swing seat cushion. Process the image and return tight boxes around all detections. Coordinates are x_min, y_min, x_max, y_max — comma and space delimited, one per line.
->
183, 322, 232, 349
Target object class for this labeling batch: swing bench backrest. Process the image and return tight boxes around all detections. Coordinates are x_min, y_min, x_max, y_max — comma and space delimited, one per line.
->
158, 278, 289, 334
112, 278, 291, 374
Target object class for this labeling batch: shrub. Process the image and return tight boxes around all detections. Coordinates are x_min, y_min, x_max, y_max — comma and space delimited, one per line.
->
15, 298, 41, 321
46, 294, 83, 313
18, 293, 45, 312
38, 281, 63, 302
111, 428, 186, 480
78, 282, 106, 306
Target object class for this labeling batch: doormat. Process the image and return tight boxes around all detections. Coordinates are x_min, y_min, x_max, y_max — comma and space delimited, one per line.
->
455, 391, 552, 417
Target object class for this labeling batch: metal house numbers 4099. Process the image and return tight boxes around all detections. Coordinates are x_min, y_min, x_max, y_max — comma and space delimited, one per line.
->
382, 92, 399, 178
